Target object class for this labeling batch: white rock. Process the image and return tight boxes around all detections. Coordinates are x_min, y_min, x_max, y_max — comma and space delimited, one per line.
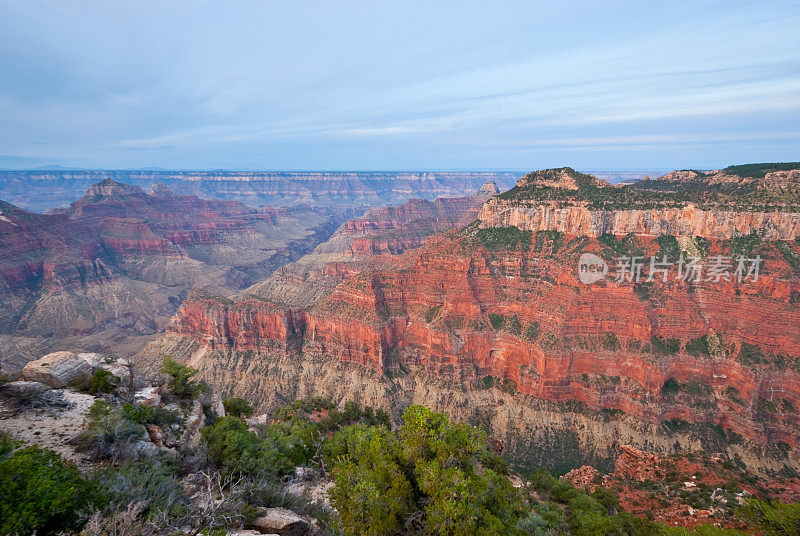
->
135, 386, 161, 407
180, 399, 205, 447
22, 351, 93, 388
249, 507, 310, 535
212, 393, 226, 417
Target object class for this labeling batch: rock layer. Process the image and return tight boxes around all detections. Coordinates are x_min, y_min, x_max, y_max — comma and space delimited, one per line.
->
0, 180, 342, 369
131, 165, 800, 474
478, 201, 800, 240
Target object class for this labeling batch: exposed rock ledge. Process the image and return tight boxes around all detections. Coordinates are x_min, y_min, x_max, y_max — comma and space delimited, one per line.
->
478, 200, 800, 240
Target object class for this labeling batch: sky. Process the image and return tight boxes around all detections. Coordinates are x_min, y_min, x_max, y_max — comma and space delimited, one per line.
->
0, 0, 799, 171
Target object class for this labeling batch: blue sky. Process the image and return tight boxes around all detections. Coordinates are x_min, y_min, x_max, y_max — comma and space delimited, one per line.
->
1, 0, 799, 170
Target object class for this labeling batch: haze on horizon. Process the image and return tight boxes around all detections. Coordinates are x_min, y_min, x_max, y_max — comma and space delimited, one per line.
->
0, 0, 799, 171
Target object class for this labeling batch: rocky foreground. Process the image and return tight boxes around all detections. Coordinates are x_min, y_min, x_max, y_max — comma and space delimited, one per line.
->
2, 350, 798, 535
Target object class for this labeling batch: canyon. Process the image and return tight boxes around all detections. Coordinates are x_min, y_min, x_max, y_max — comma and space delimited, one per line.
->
134, 166, 800, 476
0, 179, 343, 369
0, 169, 522, 213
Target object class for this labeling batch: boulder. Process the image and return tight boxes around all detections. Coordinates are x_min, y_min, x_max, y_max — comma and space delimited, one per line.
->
0, 380, 52, 399
563, 465, 601, 491
22, 351, 93, 388
249, 508, 311, 536
121, 439, 160, 459
77, 352, 105, 368
211, 393, 226, 417
80, 353, 131, 379
180, 399, 205, 447
614, 445, 660, 481
144, 424, 165, 447
293, 466, 317, 482
135, 386, 161, 407
136, 439, 160, 457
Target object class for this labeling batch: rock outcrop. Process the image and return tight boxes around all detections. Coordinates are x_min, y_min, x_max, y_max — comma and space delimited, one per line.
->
479, 201, 800, 240
22, 351, 93, 388
615, 445, 660, 481
479, 167, 800, 240
0, 380, 52, 399
563, 465, 601, 491
249, 508, 311, 536
180, 399, 206, 448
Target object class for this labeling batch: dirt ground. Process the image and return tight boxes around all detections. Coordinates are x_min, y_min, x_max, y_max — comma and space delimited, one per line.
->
0, 389, 96, 463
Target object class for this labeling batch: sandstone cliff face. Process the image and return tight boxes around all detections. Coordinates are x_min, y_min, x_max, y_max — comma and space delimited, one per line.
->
148, 228, 800, 475
337, 188, 495, 255
478, 200, 800, 240
479, 166, 800, 239
241, 188, 495, 307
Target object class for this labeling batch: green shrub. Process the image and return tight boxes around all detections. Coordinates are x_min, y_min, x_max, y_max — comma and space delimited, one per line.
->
472, 226, 532, 251
424, 304, 442, 323
657, 235, 681, 259
329, 425, 414, 536
601, 333, 621, 351
223, 397, 254, 418
652, 336, 680, 355
200, 416, 293, 476
0, 434, 107, 535
329, 405, 526, 536
92, 456, 190, 524
121, 402, 155, 424
738, 499, 800, 535
738, 342, 765, 366
524, 321, 540, 341
487, 313, 523, 335
488, 313, 504, 330
507, 315, 522, 335
75, 401, 146, 461
161, 356, 206, 399
86, 369, 121, 395
685, 336, 711, 357
527, 467, 663, 536
533, 230, 564, 253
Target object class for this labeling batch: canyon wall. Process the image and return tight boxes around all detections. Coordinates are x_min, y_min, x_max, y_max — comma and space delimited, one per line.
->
130, 165, 800, 474
142, 229, 800, 474
478, 200, 800, 240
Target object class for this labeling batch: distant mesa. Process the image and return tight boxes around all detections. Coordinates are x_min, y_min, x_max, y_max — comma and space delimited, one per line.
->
479, 180, 500, 195
513, 166, 610, 192
84, 178, 145, 199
